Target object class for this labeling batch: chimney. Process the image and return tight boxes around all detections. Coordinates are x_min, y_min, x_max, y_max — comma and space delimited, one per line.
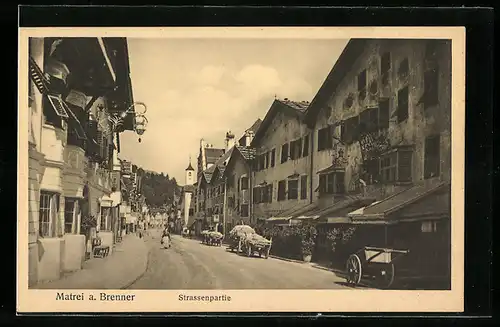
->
245, 130, 255, 146
225, 131, 235, 151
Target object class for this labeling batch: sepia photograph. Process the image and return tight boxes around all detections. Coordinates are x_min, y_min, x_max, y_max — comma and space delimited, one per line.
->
18, 27, 465, 312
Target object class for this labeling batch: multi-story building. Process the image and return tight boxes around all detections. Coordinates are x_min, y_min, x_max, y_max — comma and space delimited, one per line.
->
179, 160, 196, 232
301, 38, 451, 279
249, 98, 313, 224
27, 37, 135, 286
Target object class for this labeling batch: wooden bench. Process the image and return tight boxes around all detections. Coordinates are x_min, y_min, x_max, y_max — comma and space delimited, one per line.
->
92, 238, 110, 258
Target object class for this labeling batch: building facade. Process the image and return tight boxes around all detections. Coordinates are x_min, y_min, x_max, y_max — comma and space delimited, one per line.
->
302, 38, 452, 279
250, 99, 312, 223
27, 37, 135, 286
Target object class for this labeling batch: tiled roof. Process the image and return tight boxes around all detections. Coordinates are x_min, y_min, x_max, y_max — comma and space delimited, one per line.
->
236, 145, 256, 160
238, 119, 263, 144
205, 148, 225, 164
276, 98, 310, 113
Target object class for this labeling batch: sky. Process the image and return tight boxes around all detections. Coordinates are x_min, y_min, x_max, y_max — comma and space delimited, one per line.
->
118, 37, 348, 184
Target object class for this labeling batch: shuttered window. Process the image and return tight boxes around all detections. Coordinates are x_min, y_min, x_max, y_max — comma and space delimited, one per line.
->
270, 149, 276, 167
302, 134, 309, 157
287, 179, 299, 200
277, 180, 286, 201
281, 143, 289, 163
300, 175, 308, 199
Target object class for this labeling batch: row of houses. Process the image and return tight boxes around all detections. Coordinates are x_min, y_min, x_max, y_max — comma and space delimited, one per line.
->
27, 37, 140, 286
179, 38, 451, 279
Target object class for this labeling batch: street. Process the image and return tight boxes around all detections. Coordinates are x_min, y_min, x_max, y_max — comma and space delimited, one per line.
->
127, 229, 348, 289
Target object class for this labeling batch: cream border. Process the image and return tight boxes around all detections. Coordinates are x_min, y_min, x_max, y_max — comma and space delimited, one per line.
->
17, 27, 465, 313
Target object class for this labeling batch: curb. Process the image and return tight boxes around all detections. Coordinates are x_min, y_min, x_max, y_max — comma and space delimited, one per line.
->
310, 264, 346, 276
120, 237, 149, 289
269, 255, 307, 264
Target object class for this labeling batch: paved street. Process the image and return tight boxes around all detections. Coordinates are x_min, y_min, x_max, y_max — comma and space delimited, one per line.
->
127, 229, 348, 289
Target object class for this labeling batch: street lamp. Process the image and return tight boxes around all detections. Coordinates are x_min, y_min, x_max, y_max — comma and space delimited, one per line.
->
104, 101, 149, 143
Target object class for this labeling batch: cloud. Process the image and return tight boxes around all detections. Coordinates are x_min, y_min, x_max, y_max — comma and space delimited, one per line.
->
191, 65, 226, 86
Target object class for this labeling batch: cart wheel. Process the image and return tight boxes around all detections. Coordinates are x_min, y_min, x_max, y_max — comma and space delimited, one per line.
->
246, 244, 252, 257
237, 240, 242, 253
346, 254, 363, 286
264, 247, 270, 259
378, 263, 395, 289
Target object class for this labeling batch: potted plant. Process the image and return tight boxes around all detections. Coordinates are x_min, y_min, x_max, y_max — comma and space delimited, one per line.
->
299, 224, 317, 262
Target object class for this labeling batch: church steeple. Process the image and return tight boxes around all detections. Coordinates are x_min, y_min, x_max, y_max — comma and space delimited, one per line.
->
185, 156, 195, 186
185, 156, 195, 171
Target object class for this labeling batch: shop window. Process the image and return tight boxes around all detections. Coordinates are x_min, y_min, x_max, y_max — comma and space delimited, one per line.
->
424, 135, 441, 179
302, 134, 309, 157
64, 198, 79, 234
277, 180, 286, 201
270, 149, 276, 167
381, 52, 391, 85
358, 69, 367, 101
281, 143, 289, 163
287, 179, 299, 200
380, 148, 413, 183
240, 204, 249, 218
341, 116, 360, 144
378, 98, 390, 130
300, 175, 308, 200
39, 191, 60, 238
397, 86, 409, 123
318, 126, 333, 151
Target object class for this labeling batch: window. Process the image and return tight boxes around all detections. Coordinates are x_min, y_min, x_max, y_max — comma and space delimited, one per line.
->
100, 207, 110, 231
397, 86, 409, 123
398, 58, 409, 80
359, 107, 379, 135
422, 43, 440, 110
270, 149, 276, 167
266, 184, 273, 203
240, 204, 249, 218
277, 180, 286, 201
358, 69, 367, 100
318, 172, 345, 195
379, 99, 390, 130
253, 187, 261, 204
421, 221, 438, 233
318, 126, 333, 151
302, 134, 309, 157
189, 208, 194, 216
39, 191, 59, 238
424, 135, 441, 179
290, 138, 302, 160
341, 116, 360, 144
344, 94, 354, 110
288, 179, 299, 200
380, 148, 413, 183
300, 175, 308, 199
281, 143, 289, 163
64, 198, 79, 234
240, 176, 249, 190
381, 52, 391, 85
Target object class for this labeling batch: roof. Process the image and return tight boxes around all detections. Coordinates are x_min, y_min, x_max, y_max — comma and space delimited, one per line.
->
185, 162, 195, 171
205, 148, 225, 164
223, 145, 255, 178
304, 39, 369, 126
349, 181, 450, 222
251, 98, 310, 147
202, 147, 234, 184
238, 118, 263, 144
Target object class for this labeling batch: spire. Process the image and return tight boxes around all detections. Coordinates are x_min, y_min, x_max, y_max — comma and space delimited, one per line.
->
185, 156, 195, 171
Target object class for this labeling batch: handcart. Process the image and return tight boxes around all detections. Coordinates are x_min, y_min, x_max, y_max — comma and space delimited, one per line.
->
345, 246, 410, 289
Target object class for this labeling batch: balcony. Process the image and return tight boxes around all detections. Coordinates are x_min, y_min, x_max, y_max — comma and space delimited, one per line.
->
85, 160, 112, 191
64, 145, 87, 173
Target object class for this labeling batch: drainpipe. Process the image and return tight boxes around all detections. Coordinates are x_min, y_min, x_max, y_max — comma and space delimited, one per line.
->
309, 124, 315, 204
249, 162, 253, 224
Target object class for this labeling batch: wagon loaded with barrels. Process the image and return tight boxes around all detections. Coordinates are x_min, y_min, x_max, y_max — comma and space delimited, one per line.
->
227, 225, 272, 258
201, 230, 223, 246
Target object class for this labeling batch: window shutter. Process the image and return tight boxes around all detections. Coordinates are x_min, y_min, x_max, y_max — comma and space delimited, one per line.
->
398, 151, 412, 182
302, 134, 309, 157
271, 149, 276, 167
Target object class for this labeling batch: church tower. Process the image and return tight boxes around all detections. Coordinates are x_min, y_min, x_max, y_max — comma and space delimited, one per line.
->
185, 156, 195, 186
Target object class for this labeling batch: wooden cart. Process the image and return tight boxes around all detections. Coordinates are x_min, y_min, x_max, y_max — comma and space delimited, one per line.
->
345, 246, 410, 289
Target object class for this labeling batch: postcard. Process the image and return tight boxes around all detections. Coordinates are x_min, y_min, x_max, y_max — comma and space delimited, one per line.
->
17, 26, 465, 313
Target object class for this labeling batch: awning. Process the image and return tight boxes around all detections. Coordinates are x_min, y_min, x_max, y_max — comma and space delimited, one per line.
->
110, 191, 122, 207
316, 165, 345, 175
99, 195, 114, 208
348, 181, 450, 224
97, 38, 117, 83
299, 196, 376, 223
265, 217, 294, 225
